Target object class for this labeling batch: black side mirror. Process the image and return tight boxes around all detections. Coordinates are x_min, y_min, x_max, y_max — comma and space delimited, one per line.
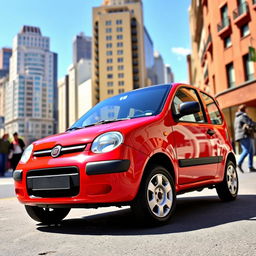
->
175, 101, 200, 119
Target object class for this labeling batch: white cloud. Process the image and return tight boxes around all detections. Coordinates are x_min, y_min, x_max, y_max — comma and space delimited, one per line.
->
171, 47, 191, 57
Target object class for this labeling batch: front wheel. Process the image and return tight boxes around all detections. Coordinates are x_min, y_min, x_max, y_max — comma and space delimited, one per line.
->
216, 160, 238, 201
25, 205, 70, 224
131, 165, 176, 225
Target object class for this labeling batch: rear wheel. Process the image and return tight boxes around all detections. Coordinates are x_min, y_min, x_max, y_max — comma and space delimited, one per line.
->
131, 165, 176, 225
216, 160, 238, 201
25, 205, 70, 224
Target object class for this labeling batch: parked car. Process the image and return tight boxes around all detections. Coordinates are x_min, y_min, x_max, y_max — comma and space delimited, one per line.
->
13, 83, 238, 225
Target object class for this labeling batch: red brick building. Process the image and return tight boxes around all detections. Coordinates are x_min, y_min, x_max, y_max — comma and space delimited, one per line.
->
188, 0, 256, 151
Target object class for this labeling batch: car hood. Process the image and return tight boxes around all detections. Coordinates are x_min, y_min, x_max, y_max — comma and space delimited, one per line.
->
32, 116, 157, 151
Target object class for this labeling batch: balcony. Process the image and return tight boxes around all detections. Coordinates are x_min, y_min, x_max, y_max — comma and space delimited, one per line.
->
217, 17, 232, 38
204, 68, 209, 84
233, 2, 250, 26
201, 34, 213, 66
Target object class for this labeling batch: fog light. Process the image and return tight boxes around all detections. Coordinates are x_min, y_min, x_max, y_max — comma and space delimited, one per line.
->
13, 170, 23, 181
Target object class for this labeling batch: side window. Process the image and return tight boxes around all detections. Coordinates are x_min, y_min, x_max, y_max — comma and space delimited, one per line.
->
172, 87, 206, 123
201, 93, 223, 125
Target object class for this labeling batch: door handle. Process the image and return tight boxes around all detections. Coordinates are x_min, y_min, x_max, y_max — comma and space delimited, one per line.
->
207, 129, 216, 136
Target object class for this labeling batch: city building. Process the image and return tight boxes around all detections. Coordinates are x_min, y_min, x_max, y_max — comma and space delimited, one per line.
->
152, 51, 166, 84
5, 26, 58, 144
0, 76, 8, 136
0, 48, 12, 70
165, 64, 174, 83
58, 57, 92, 132
73, 32, 92, 64
0, 48, 12, 78
188, 0, 256, 147
93, 0, 147, 104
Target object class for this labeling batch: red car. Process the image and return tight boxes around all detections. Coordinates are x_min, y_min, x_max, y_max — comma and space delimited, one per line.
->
13, 83, 238, 225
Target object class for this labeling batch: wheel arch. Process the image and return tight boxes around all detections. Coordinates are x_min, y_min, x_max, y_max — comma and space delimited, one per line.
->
225, 152, 237, 167
143, 152, 176, 184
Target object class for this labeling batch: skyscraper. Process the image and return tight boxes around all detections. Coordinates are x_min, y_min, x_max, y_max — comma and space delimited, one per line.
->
72, 32, 92, 64
93, 0, 147, 104
0, 48, 12, 70
153, 51, 165, 84
5, 26, 58, 144
0, 48, 12, 78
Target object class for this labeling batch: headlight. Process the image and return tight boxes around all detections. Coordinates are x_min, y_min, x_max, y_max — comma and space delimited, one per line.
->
20, 144, 33, 164
91, 132, 123, 153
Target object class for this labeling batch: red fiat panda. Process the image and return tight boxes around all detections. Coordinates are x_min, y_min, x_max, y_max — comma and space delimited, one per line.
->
13, 83, 238, 225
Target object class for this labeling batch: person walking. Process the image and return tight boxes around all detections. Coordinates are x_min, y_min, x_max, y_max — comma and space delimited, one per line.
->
0, 134, 10, 177
234, 104, 256, 173
10, 132, 25, 171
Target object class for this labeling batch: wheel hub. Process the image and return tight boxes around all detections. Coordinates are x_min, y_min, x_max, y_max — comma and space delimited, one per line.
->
147, 173, 173, 218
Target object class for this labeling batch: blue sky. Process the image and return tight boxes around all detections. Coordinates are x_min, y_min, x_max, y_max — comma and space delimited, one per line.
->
0, 0, 191, 83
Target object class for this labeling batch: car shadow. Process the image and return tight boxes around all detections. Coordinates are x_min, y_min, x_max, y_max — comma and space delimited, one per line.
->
37, 194, 256, 236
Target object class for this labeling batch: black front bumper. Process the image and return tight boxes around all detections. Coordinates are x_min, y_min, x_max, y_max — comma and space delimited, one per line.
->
86, 160, 130, 175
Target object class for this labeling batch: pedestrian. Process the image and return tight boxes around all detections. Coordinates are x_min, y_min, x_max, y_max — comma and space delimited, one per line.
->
234, 104, 256, 173
10, 132, 25, 171
0, 133, 10, 177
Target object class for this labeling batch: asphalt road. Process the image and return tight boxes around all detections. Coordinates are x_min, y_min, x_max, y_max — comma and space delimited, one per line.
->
0, 170, 255, 256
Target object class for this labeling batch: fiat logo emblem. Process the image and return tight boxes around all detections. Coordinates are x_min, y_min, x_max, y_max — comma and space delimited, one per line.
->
51, 145, 62, 158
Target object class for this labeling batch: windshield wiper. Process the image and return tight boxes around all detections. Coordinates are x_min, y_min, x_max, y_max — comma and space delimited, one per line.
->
66, 127, 81, 131
92, 118, 130, 125
67, 118, 130, 131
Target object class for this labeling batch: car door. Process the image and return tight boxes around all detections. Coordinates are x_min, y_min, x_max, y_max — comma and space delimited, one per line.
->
171, 87, 219, 185
200, 92, 226, 177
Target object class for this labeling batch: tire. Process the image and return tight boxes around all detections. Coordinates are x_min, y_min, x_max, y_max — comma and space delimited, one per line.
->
216, 160, 238, 201
25, 205, 70, 224
131, 165, 176, 225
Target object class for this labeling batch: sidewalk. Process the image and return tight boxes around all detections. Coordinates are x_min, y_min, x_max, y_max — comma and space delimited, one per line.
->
0, 170, 14, 185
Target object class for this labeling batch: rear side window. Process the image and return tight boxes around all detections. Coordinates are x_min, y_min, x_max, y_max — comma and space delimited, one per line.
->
172, 87, 206, 123
201, 93, 223, 125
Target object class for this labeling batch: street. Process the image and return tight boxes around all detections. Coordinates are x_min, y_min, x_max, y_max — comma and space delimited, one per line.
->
0, 169, 256, 256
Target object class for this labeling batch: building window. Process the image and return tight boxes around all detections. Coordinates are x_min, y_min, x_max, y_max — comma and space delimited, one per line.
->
107, 81, 113, 87
106, 43, 112, 48
221, 4, 229, 27
243, 54, 254, 81
117, 42, 123, 47
106, 51, 112, 56
117, 58, 123, 63
107, 58, 113, 63
118, 73, 124, 78
116, 27, 123, 32
119, 89, 125, 94
117, 50, 123, 55
106, 28, 112, 33
107, 66, 113, 71
224, 36, 232, 48
108, 89, 114, 95
226, 62, 235, 88
118, 81, 125, 86
240, 23, 250, 38
107, 74, 113, 79
117, 35, 123, 40
106, 35, 112, 40
118, 65, 124, 70
105, 20, 112, 26
116, 19, 122, 25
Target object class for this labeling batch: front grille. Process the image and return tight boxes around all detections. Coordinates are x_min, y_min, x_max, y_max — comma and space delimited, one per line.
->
33, 144, 86, 157
27, 166, 79, 198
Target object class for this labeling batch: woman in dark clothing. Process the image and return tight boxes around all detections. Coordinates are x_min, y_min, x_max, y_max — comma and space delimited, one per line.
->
9, 132, 25, 171
234, 104, 256, 173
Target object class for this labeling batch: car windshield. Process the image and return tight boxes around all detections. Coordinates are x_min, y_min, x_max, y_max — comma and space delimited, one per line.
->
69, 84, 171, 130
